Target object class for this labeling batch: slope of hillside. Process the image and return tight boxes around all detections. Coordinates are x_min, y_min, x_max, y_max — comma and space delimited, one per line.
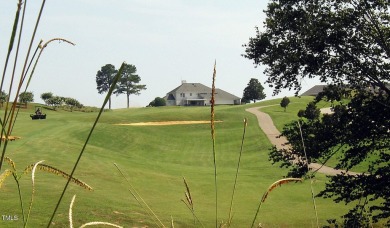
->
0, 99, 355, 227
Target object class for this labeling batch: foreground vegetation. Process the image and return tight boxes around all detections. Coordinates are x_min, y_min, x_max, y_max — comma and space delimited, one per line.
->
0, 98, 373, 227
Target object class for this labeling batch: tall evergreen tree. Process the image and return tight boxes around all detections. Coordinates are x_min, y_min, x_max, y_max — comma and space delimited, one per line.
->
115, 63, 146, 108
96, 64, 117, 109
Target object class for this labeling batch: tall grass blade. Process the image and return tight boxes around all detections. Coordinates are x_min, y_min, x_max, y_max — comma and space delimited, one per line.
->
181, 199, 205, 228
6, 0, 46, 141
10, 38, 75, 133
0, 0, 22, 93
0, 0, 47, 172
227, 118, 248, 226
114, 163, 164, 227
297, 121, 319, 228
210, 60, 218, 228
8, 41, 40, 134
0, 0, 24, 172
47, 62, 126, 227
24, 160, 45, 228
251, 178, 302, 228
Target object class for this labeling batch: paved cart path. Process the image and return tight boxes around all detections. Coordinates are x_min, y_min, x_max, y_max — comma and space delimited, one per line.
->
246, 106, 359, 176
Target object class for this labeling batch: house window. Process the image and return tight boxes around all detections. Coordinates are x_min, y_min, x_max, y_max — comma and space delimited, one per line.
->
190, 93, 192, 96
180, 93, 185, 97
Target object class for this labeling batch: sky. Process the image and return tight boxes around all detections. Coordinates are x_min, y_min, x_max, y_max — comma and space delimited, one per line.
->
0, 0, 317, 109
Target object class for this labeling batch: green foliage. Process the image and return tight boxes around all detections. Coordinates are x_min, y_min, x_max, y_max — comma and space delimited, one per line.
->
40, 92, 53, 105
244, 0, 390, 95
148, 97, 166, 107
280, 96, 290, 112
18, 91, 34, 103
245, 0, 390, 224
0, 90, 8, 106
46, 96, 63, 110
96, 64, 117, 109
297, 102, 320, 120
64, 97, 82, 111
115, 63, 146, 108
242, 78, 266, 103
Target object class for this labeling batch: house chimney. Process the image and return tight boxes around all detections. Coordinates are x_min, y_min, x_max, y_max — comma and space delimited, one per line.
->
181, 80, 187, 84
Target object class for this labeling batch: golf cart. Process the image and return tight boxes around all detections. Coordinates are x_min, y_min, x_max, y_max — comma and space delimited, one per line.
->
30, 106, 46, 120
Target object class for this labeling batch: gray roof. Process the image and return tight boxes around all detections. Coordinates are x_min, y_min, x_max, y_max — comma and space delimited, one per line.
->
214, 88, 240, 100
167, 83, 240, 100
300, 85, 327, 96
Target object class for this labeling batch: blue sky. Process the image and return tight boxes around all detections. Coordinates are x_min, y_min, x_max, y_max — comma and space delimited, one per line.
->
1, 1, 317, 109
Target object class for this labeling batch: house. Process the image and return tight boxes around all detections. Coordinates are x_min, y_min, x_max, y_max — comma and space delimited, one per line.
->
300, 85, 327, 96
164, 81, 241, 106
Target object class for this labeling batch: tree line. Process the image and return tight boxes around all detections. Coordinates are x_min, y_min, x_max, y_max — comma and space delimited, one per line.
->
0, 90, 83, 111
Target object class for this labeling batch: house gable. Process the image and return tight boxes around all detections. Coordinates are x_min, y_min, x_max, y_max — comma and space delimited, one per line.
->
165, 83, 240, 106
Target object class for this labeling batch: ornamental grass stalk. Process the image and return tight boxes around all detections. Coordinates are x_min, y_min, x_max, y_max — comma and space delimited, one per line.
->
251, 178, 303, 228
210, 60, 218, 228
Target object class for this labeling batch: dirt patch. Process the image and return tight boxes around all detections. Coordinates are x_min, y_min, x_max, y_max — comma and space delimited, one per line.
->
115, 120, 222, 126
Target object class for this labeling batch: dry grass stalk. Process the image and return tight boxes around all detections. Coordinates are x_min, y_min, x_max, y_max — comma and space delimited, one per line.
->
297, 121, 319, 228
181, 177, 205, 227
4, 156, 16, 171
170, 216, 175, 228
41, 38, 75, 49
23, 163, 93, 191
25, 160, 45, 227
69, 195, 76, 228
211, 60, 216, 141
79, 222, 123, 228
227, 118, 248, 226
0, 169, 13, 188
183, 177, 193, 210
210, 60, 218, 228
69, 195, 123, 228
114, 163, 165, 227
251, 178, 303, 228
261, 178, 302, 203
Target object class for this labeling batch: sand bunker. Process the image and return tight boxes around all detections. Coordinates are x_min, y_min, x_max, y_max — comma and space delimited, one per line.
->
115, 120, 222, 126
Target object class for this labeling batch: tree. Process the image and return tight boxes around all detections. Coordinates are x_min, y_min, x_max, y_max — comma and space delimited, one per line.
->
280, 96, 290, 112
18, 92, 34, 104
244, 0, 390, 225
0, 91, 8, 107
297, 101, 320, 120
242, 78, 266, 103
96, 64, 117, 109
46, 96, 63, 110
148, 97, 166, 107
41, 92, 53, 105
115, 63, 146, 108
64, 97, 82, 111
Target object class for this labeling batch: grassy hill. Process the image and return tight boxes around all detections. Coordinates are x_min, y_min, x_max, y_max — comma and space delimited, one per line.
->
1, 98, 356, 227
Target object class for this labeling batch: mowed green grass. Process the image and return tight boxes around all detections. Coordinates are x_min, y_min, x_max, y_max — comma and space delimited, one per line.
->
1, 99, 353, 227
